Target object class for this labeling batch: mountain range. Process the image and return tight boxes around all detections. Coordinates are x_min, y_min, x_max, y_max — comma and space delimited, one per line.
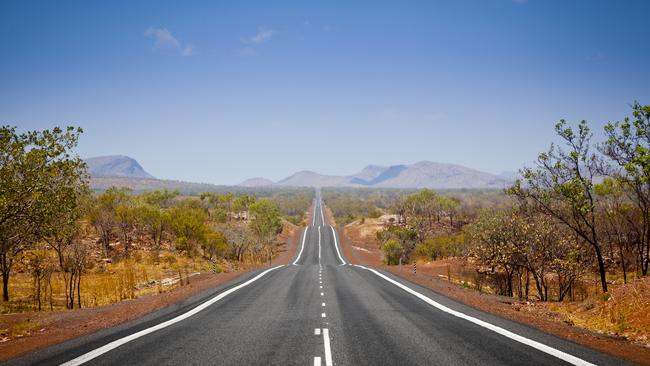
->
249, 161, 512, 189
84, 155, 513, 190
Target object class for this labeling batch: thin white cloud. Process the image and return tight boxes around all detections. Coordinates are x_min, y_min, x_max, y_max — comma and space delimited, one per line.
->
247, 28, 275, 44
322, 25, 331, 32
144, 27, 193, 56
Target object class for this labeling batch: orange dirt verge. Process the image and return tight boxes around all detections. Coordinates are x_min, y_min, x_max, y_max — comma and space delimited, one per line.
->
0, 225, 301, 362
336, 220, 650, 366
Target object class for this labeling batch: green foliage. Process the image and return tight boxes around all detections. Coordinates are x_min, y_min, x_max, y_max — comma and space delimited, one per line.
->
377, 226, 417, 264
382, 239, 402, 265
169, 206, 209, 256
0, 125, 88, 301
415, 233, 464, 260
249, 199, 283, 241
203, 231, 228, 260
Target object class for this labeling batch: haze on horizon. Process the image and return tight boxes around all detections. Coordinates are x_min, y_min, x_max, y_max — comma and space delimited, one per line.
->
1, 0, 649, 185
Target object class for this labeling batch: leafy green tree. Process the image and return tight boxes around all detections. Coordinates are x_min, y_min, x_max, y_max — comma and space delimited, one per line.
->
203, 230, 229, 260
508, 120, 609, 292
134, 203, 170, 254
233, 194, 256, 220
601, 102, 650, 276
377, 226, 417, 263
250, 199, 283, 261
382, 239, 402, 265
169, 206, 208, 256
0, 126, 87, 301
142, 189, 178, 208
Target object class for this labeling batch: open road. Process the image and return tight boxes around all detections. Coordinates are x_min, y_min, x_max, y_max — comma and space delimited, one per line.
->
5, 195, 631, 366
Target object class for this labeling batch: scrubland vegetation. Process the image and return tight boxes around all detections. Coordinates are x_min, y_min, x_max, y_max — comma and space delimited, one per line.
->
331, 103, 650, 305
0, 126, 312, 313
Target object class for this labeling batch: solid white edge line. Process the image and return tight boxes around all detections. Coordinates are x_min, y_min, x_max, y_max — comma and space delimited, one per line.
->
292, 227, 309, 266
329, 226, 347, 265
61, 265, 285, 366
312, 199, 317, 226
353, 265, 595, 366
323, 328, 333, 366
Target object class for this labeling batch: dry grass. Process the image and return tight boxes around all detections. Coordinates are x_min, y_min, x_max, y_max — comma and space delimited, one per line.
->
1, 250, 214, 314
554, 277, 650, 345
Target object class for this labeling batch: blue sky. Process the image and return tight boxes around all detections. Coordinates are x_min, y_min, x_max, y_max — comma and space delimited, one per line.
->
1, 0, 649, 185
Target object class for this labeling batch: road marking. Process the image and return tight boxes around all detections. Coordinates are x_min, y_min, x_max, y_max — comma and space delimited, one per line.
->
354, 265, 596, 366
322, 302, 326, 307
320, 200, 325, 226
318, 226, 322, 262
61, 265, 285, 366
312, 199, 317, 226
314, 328, 321, 335
320, 285, 322, 289
323, 328, 333, 366
314, 356, 322, 366
321, 313, 326, 318
320, 292, 324, 296
329, 226, 346, 265
292, 227, 309, 266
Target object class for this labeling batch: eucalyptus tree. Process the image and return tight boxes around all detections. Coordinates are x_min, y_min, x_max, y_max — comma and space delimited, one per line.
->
508, 120, 609, 292
0, 126, 87, 301
601, 102, 650, 275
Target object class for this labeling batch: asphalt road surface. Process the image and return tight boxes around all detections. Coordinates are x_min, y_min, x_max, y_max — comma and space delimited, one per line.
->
5, 196, 631, 366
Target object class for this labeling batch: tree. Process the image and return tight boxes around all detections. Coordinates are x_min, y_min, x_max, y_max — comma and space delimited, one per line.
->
595, 178, 638, 283
89, 187, 131, 256
135, 203, 170, 255
0, 126, 87, 301
233, 194, 256, 221
601, 102, 650, 275
249, 199, 283, 261
377, 226, 418, 264
508, 120, 609, 293
403, 189, 439, 241
467, 210, 521, 297
142, 189, 178, 208
169, 205, 209, 256
203, 230, 229, 260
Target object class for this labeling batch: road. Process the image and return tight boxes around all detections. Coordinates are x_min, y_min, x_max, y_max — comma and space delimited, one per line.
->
6, 195, 630, 366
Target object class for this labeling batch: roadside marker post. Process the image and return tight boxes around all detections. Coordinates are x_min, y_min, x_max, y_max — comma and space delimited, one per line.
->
413, 259, 416, 274
399, 257, 402, 272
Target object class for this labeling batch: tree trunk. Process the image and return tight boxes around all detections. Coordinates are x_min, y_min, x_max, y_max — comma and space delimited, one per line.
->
620, 245, 627, 284
2, 270, 9, 302
594, 245, 608, 292
77, 274, 81, 308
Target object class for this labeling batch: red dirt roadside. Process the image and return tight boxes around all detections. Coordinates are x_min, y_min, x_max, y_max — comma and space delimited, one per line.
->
332, 216, 650, 366
0, 222, 302, 362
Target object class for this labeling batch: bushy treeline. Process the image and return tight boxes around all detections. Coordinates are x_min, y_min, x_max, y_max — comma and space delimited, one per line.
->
0, 125, 311, 309
375, 103, 650, 301
322, 188, 407, 224
376, 189, 468, 265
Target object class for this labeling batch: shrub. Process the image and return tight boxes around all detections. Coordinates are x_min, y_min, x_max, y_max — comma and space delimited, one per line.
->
382, 239, 402, 265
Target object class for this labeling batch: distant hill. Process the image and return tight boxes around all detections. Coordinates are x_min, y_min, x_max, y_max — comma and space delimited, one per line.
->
85, 155, 155, 179
251, 161, 513, 189
276, 171, 349, 187
239, 177, 275, 187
